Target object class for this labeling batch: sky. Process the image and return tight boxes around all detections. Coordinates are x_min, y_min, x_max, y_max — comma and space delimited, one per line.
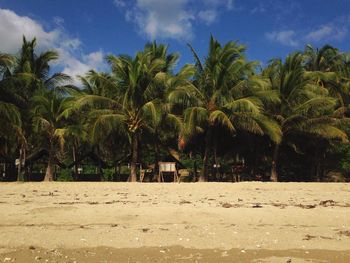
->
0, 0, 349, 79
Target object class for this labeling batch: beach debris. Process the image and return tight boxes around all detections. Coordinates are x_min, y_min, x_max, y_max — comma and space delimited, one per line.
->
286, 259, 292, 263
303, 234, 317, 240
319, 200, 335, 207
320, 236, 333, 240
240, 249, 246, 253
3, 258, 12, 262
105, 200, 117, 204
252, 203, 263, 208
29, 245, 36, 250
272, 203, 287, 209
337, 230, 350, 237
141, 228, 150, 232
238, 198, 243, 202
35, 256, 42, 260
222, 203, 233, 208
297, 204, 316, 209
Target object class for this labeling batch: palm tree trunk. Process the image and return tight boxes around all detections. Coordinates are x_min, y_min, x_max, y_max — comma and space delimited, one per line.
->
314, 147, 322, 181
270, 144, 280, 182
44, 144, 54, 182
17, 146, 25, 182
193, 160, 198, 182
129, 133, 138, 182
72, 144, 78, 180
153, 141, 160, 182
199, 131, 211, 182
214, 144, 219, 181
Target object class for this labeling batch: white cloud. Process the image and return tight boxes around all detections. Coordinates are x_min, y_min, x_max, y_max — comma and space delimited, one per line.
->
202, 0, 234, 10
306, 24, 347, 42
265, 30, 299, 47
58, 48, 107, 84
226, 0, 234, 10
250, 3, 266, 14
0, 9, 60, 53
53, 16, 64, 27
0, 8, 107, 84
131, 0, 194, 40
198, 9, 217, 25
266, 16, 350, 47
116, 0, 234, 40
113, 0, 126, 8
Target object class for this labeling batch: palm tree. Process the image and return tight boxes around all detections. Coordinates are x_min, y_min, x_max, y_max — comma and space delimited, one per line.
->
31, 90, 70, 181
0, 37, 71, 181
0, 53, 26, 179
303, 45, 350, 117
263, 52, 348, 181
171, 36, 281, 182
72, 42, 179, 182
0, 53, 19, 139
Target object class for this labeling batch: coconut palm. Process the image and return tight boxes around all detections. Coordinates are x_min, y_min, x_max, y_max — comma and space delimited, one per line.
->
171, 36, 281, 182
303, 45, 350, 117
263, 52, 348, 181
72, 42, 179, 182
0, 53, 19, 135
0, 37, 71, 180
31, 90, 71, 181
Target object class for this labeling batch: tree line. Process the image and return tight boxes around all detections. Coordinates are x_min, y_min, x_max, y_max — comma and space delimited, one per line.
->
1, 36, 350, 182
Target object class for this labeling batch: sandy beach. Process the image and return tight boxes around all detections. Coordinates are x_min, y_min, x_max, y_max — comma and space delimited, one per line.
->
0, 182, 349, 262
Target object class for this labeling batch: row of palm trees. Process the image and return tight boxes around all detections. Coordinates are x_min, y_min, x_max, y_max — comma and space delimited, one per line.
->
1, 36, 349, 182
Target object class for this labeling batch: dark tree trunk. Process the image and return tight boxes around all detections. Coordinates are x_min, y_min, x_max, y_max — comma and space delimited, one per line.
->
17, 147, 25, 182
129, 133, 138, 182
97, 147, 103, 181
153, 141, 160, 182
44, 144, 54, 182
199, 132, 211, 182
193, 160, 198, 182
214, 146, 219, 181
270, 144, 280, 182
314, 147, 322, 182
72, 144, 78, 180
44, 157, 54, 181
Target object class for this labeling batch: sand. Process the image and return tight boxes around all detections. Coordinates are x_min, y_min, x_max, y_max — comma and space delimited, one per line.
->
0, 182, 349, 262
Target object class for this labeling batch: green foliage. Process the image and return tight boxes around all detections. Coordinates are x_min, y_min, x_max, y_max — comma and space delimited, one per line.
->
56, 168, 74, 182
1, 36, 350, 182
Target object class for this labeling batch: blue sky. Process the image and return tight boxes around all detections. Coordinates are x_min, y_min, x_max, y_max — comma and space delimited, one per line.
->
0, 0, 349, 79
